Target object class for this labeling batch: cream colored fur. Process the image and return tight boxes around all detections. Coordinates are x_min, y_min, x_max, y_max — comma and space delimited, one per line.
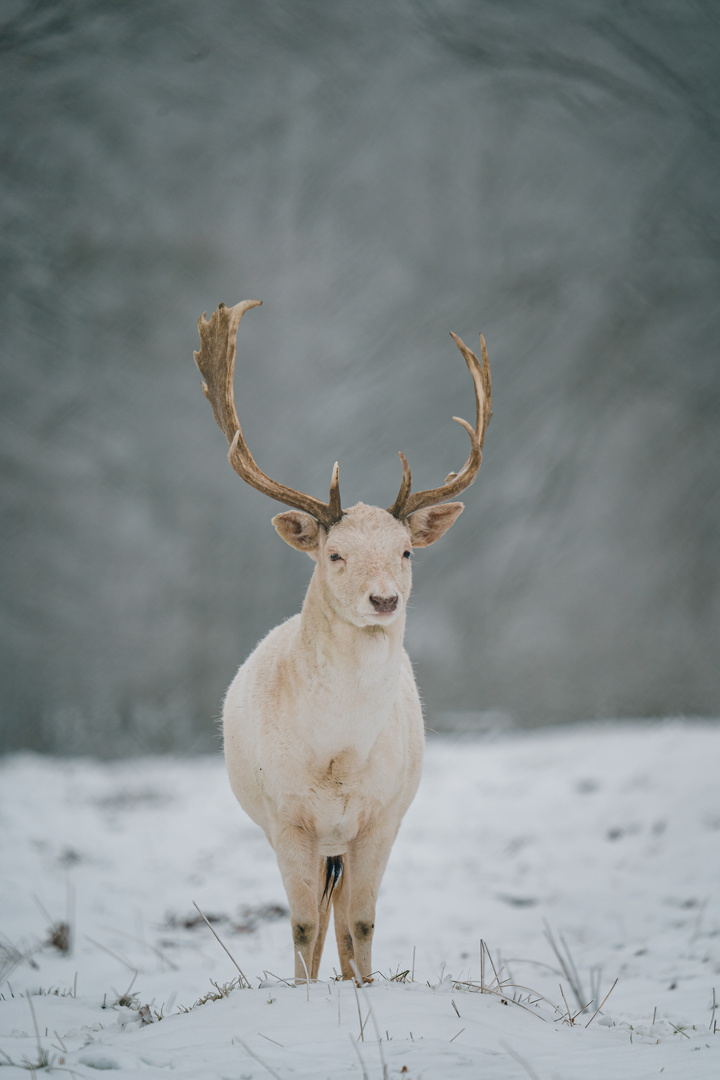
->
223, 500, 463, 982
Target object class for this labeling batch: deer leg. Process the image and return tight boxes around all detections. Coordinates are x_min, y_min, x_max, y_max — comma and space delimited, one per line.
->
341, 821, 398, 983
272, 825, 322, 983
310, 858, 334, 980
331, 868, 355, 979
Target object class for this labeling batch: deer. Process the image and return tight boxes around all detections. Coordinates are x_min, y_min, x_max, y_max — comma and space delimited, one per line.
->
194, 299, 491, 984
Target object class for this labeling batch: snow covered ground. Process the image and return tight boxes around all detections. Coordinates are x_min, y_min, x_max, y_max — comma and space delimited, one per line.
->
1, 720, 719, 1079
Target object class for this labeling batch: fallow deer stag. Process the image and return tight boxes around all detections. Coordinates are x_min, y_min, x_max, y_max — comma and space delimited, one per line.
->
194, 299, 491, 983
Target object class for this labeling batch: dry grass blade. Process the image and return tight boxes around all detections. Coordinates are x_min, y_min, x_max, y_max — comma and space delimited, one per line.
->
544, 923, 586, 1013
19, 992, 53, 1072
234, 1037, 284, 1079
351, 976, 365, 1041
482, 940, 501, 989
0, 939, 20, 981
258, 1032, 284, 1047
263, 968, 295, 988
559, 983, 572, 1021
350, 960, 388, 1080
585, 977, 619, 1028
573, 1000, 594, 1023
192, 901, 250, 987
26, 993, 42, 1055
348, 1032, 369, 1080
555, 982, 594, 1025
505, 956, 564, 976
297, 950, 310, 999
499, 1039, 541, 1080
86, 936, 137, 974
559, 930, 583, 999
452, 977, 552, 1022
187, 975, 243, 1008
0, 933, 34, 986
100, 924, 178, 971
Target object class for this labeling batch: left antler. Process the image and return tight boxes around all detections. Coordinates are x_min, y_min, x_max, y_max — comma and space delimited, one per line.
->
387, 331, 492, 519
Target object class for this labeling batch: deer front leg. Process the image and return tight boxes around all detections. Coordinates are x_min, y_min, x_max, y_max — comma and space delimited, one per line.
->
336, 819, 398, 983
310, 857, 334, 980
272, 824, 322, 983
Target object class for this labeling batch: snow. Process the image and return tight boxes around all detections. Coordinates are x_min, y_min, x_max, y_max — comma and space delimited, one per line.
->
1, 720, 719, 1078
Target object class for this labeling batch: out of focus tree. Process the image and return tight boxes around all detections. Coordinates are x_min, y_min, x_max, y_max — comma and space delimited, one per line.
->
1, 0, 718, 753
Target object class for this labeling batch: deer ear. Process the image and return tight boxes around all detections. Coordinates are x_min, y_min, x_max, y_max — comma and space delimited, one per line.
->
408, 503, 464, 547
272, 511, 321, 557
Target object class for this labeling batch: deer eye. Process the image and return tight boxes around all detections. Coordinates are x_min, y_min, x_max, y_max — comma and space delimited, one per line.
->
403, 550, 412, 559
329, 553, 342, 562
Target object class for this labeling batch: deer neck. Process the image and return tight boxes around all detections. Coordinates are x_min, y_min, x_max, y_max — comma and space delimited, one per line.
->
299, 569, 406, 667
293, 570, 406, 759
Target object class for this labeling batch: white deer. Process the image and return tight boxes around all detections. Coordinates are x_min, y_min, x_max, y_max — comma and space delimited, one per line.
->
194, 300, 491, 983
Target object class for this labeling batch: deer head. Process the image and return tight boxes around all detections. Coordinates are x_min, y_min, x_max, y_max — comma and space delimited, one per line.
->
194, 300, 492, 625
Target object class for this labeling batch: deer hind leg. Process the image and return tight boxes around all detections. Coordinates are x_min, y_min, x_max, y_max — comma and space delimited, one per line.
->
310, 856, 340, 979
272, 825, 322, 983
330, 864, 355, 979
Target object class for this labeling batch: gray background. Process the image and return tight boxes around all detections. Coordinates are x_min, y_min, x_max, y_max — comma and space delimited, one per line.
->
1, 0, 718, 754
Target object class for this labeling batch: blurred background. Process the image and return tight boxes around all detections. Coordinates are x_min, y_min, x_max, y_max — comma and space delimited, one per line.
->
1, 0, 718, 756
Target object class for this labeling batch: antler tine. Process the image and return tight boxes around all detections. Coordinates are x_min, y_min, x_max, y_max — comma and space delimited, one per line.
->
386, 451, 412, 518
195, 299, 262, 440
328, 461, 341, 522
388, 331, 492, 519
446, 330, 492, 478
195, 300, 344, 528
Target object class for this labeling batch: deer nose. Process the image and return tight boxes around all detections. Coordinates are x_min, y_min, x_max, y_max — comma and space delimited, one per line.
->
369, 594, 399, 614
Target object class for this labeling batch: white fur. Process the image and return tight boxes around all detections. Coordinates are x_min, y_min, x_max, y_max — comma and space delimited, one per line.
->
223, 501, 463, 981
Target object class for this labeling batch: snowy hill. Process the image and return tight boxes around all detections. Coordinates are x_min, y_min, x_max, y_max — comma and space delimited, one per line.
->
1, 720, 719, 1078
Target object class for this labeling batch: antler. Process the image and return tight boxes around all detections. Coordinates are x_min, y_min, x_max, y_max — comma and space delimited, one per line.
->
194, 300, 343, 528
387, 331, 492, 519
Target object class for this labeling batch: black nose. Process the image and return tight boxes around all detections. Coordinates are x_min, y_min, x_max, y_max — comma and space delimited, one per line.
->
370, 594, 398, 614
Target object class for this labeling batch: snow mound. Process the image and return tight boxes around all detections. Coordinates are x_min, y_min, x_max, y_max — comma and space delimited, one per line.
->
1, 720, 719, 1078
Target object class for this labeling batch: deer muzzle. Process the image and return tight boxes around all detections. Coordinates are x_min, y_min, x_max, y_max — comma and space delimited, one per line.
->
369, 594, 399, 614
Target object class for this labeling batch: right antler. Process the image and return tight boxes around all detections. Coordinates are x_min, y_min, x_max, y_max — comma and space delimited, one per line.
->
194, 300, 343, 528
